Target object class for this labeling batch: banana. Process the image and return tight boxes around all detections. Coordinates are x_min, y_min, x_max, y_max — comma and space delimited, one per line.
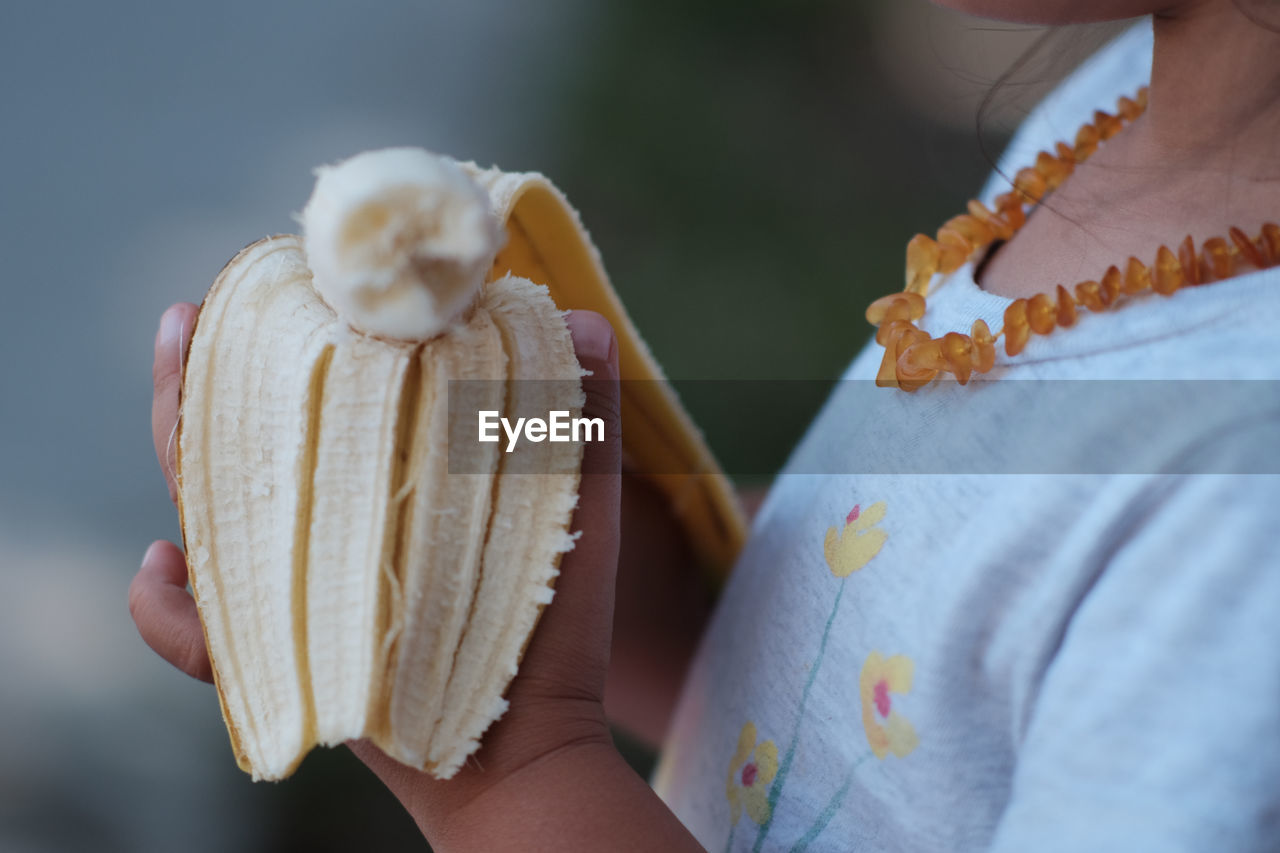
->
177, 148, 745, 781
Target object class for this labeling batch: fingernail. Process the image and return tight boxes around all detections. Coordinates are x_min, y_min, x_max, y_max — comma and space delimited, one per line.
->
571, 312, 617, 368
142, 541, 162, 565
158, 307, 183, 351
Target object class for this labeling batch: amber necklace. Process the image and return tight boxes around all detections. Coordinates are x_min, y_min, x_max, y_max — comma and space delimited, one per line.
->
867, 86, 1280, 391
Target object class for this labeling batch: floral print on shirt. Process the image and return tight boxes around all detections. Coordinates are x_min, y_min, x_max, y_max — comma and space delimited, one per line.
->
726, 722, 779, 826
722, 499, 918, 851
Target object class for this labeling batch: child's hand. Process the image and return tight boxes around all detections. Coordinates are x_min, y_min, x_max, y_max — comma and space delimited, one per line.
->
130, 303, 697, 850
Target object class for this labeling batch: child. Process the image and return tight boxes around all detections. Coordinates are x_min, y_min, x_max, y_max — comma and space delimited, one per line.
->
131, 1, 1280, 849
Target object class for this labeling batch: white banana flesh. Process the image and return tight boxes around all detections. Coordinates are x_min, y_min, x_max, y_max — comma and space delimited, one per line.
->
301, 147, 502, 341
425, 275, 585, 774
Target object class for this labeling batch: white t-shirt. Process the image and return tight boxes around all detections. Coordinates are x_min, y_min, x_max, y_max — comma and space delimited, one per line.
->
654, 20, 1280, 852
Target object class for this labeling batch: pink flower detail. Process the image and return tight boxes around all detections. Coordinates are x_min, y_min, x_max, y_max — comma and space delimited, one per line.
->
726, 722, 777, 825
873, 679, 891, 718
860, 652, 919, 759
825, 501, 888, 578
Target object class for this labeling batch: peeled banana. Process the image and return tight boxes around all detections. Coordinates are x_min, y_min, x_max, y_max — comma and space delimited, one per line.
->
176, 148, 746, 781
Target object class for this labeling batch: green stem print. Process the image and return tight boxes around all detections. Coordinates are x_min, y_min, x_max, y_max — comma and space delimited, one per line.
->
724, 501, 889, 852
750, 580, 847, 853
787, 754, 872, 853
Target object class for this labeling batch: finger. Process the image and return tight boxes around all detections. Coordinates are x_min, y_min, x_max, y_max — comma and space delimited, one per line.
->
128, 540, 213, 683
152, 303, 199, 504
566, 309, 622, 475
517, 310, 621, 693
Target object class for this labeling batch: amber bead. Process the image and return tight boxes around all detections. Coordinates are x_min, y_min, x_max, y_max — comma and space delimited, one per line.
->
967, 200, 1014, 241
934, 332, 971, 385
1202, 237, 1233, 280
1035, 150, 1072, 190
867, 297, 904, 326
993, 192, 1027, 230
897, 375, 932, 394
1116, 95, 1141, 121
936, 228, 972, 274
1122, 256, 1151, 294
1074, 280, 1104, 312
903, 291, 927, 318
875, 321, 917, 387
1074, 124, 1100, 161
901, 326, 931, 350
1178, 235, 1200, 286
905, 234, 940, 294
875, 342, 900, 388
1099, 265, 1123, 306
1027, 292, 1056, 334
970, 319, 996, 374
1003, 299, 1031, 356
1055, 284, 1078, 327
966, 199, 993, 220
935, 230, 971, 268
1152, 245, 1183, 296
1054, 148, 1077, 186
1094, 110, 1122, 140
894, 328, 937, 392
876, 317, 913, 346
943, 214, 995, 248
1013, 167, 1047, 203
1262, 223, 1280, 266
1229, 226, 1266, 270
866, 292, 926, 326
993, 191, 1020, 212
899, 337, 946, 373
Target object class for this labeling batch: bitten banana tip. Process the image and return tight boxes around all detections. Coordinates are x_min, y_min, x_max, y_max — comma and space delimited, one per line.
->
301, 147, 504, 341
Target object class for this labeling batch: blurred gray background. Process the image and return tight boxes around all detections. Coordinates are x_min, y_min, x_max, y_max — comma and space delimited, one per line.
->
0, 1, 1089, 849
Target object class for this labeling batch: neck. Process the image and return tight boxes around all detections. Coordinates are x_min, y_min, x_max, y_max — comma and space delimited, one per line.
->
972, 3, 1280, 299
1038, 3, 1280, 238
1140, 3, 1280, 176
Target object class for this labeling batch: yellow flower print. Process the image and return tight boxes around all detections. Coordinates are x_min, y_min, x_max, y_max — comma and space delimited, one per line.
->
859, 651, 919, 759
824, 500, 888, 577
726, 721, 778, 825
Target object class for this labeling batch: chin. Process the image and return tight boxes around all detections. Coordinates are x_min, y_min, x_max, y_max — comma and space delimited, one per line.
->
930, 0, 1167, 24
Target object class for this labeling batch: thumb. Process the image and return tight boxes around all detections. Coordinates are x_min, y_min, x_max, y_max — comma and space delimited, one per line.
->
568, 309, 622, 476
512, 310, 621, 697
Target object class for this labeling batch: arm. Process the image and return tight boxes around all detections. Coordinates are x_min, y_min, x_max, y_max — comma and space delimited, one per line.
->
131, 303, 705, 852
